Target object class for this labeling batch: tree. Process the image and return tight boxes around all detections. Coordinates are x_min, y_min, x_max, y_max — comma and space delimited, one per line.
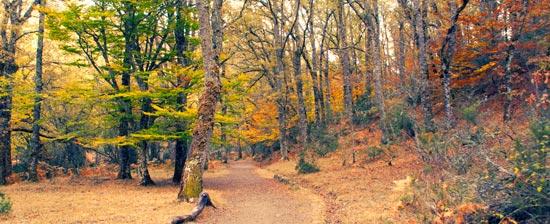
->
413, 0, 435, 131
336, 0, 353, 126
502, 0, 529, 122
29, 0, 47, 182
0, 0, 39, 184
439, 0, 470, 127
49, 0, 181, 182
177, 0, 223, 201
319, 9, 334, 123
349, 0, 389, 143
172, 0, 195, 184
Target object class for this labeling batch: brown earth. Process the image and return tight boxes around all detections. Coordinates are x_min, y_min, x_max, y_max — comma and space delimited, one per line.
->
0, 160, 324, 224
262, 127, 423, 224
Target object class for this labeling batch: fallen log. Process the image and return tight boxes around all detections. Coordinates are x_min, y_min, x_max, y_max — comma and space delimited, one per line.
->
171, 192, 216, 224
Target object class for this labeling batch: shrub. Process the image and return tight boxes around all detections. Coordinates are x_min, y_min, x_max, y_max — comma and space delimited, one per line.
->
310, 127, 339, 157
417, 132, 452, 165
353, 87, 377, 125
367, 146, 383, 160
387, 105, 415, 139
479, 120, 549, 223
295, 157, 320, 174
0, 192, 11, 214
460, 102, 480, 125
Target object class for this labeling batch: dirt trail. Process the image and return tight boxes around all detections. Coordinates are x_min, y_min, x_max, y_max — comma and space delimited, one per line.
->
197, 160, 324, 224
0, 160, 323, 224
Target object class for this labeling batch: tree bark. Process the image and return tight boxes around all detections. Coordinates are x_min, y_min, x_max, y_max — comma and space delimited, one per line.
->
117, 2, 137, 180
337, 0, 353, 124
138, 141, 155, 186
308, 6, 323, 126
173, 138, 188, 184
29, 0, 46, 182
368, 0, 388, 143
272, 1, 290, 161
292, 42, 308, 151
172, 0, 191, 184
397, 20, 406, 91
319, 10, 332, 124
178, 0, 222, 201
0, 0, 39, 184
440, 0, 470, 127
221, 104, 229, 163
323, 51, 333, 122
503, 0, 528, 122
414, 0, 435, 131
237, 138, 242, 160
138, 96, 155, 185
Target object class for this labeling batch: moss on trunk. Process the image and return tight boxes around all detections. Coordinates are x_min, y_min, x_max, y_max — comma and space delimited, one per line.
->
177, 158, 203, 202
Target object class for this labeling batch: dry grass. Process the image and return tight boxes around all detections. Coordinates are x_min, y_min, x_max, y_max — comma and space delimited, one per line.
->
262, 127, 423, 224
0, 163, 228, 224
0, 160, 324, 224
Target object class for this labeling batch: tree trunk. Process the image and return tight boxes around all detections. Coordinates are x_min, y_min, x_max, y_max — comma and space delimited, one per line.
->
237, 138, 242, 160
414, 0, 435, 131
29, 0, 46, 182
116, 76, 133, 180
397, 21, 406, 91
138, 97, 155, 186
116, 2, 138, 180
0, 0, 39, 185
440, 0, 469, 127
117, 145, 132, 179
503, 45, 514, 122
309, 13, 323, 126
292, 43, 308, 151
319, 10, 332, 124
366, 0, 388, 143
221, 103, 228, 163
178, 0, 222, 202
0, 73, 13, 185
172, 0, 191, 184
138, 141, 155, 186
503, 0, 528, 122
173, 138, 188, 184
272, 2, 289, 161
323, 51, 333, 122
276, 100, 289, 160
337, 0, 353, 124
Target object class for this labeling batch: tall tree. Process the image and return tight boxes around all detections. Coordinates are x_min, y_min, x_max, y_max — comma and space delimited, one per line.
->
49, 0, 179, 181
292, 34, 308, 153
413, 0, 435, 131
336, 0, 353, 125
307, 1, 324, 125
319, 10, 333, 122
349, 0, 388, 143
0, 0, 39, 184
177, 0, 223, 201
502, 0, 529, 122
29, 0, 47, 182
439, 0, 470, 127
172, 0, 194, 184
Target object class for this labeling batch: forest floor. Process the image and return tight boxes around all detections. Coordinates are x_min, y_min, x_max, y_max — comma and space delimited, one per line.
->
0, 160, 324, 224
262, 127, 423, 224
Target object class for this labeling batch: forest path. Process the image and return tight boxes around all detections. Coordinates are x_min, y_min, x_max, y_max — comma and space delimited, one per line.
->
197, 160, 325, 224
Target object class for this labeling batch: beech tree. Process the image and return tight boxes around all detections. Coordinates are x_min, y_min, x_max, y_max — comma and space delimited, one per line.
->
29, 0, 46, 182
177, 0, 223, 201
0, 0, 39, 185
